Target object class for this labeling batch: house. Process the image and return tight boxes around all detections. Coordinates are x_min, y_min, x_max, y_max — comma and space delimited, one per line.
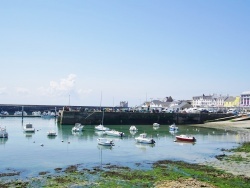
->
192, 94, 229, 108
224, 96, 240, 108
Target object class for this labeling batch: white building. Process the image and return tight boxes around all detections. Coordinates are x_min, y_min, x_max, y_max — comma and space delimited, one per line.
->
241, 91, 250, 107
192, 94, 228, 108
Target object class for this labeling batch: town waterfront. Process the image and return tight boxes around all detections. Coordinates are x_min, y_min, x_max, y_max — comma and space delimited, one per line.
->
0, 117, 243, 180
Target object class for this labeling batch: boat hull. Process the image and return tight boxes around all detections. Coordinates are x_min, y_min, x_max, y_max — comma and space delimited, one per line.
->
175, 135, 196, 142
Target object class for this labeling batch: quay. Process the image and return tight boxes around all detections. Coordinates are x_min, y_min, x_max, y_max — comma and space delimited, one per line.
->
58, 110, 233, 125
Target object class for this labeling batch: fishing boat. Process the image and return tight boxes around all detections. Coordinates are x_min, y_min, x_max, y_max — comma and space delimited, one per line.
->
23, 123, 35, 132
47, 130, 57, 136
129, 125, 138, 131
105, 130, 125, 137
97, 138, 114, 146
153, 123, 160, 127
0, 127, 8, 138
72, 123, 84, 132
175, 135, 196, 142
169, 123, 178, 131
135, 133, 155, 144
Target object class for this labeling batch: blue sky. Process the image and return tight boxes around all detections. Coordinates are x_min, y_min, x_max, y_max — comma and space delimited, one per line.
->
0, 0, 249, 107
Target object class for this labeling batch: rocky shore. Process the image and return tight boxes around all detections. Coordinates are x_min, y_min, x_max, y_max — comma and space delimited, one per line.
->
194, 120, 250, 177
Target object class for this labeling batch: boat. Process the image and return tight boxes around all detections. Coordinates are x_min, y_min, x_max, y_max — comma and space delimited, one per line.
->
95, 124, 110, 131
72, 123, 84, 132
0, 111, 9, 116
95, 108, 110, 131
41, 111, 56, 118
153, 123, 160, 127
23, 123, 35, 132
175, 135, 196, 142
32, 111, 41, 116
105, 130, 125, 137
135, 133, 155, 144
0, 127, 8, 138
47, 130, 57, 136
97, 138, 114, 146
169, 123, 178, 131
14, 111, 27, 116
129, 125, 138, 131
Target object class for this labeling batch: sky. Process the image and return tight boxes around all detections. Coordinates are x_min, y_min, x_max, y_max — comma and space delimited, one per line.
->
0, 0, 249, 107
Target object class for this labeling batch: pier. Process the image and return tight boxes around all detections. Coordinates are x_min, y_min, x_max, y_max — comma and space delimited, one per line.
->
58, 110, 232, 125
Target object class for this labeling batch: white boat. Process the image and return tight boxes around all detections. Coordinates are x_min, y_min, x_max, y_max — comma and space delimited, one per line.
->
0, 127, 8, 138
153, 123, 160, 127
135, 133, 155, 144
72, 123, 84, 132
95, 124, 110, 131
41, 111, 56, 118
129, 126, 138, 131
0, 111, 9, 116
47, 130, 57, 136
105, 130, 125, 137
97, 138, 114, 146
32, 111, 41, 116
23, 123, 35, 132
95, 109, 110, 131
14, 111, 27, 116
169, 123, 178, 131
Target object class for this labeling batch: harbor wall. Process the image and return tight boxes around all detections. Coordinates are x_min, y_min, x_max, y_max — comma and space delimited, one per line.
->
59, 111, 232, 125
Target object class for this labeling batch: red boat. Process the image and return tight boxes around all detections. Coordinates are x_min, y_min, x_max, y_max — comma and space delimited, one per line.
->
175, 135, 196, 142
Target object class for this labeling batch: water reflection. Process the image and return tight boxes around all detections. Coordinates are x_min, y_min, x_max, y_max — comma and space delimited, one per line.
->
24, 132, 35, 139
129, 130, 138, 136
135, 143, 155, 151
0, 138, 8, 145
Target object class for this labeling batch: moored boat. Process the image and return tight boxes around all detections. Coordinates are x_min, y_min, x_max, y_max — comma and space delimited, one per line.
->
72, 123, 84, 132
153, 123, 160, 127
47, 130, 57, 136
97, 138, 114, 146
135, 133, 155, 144
0, 127, 8, 138
23, 123, 35, 132
105, 130, 125, 137
169, 123, 178, 131
175, 134, 196, 142
95, 124, 110, 131
129, 125, 138, 131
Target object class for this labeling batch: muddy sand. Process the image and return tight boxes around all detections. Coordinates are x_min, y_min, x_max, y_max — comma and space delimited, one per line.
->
194, 120, 250, 177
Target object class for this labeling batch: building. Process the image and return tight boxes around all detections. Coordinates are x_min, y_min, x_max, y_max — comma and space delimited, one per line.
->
224, 96, 240, 108
192, 94, 229, 108
120, 101, 128, 108
241, 91, 250, 107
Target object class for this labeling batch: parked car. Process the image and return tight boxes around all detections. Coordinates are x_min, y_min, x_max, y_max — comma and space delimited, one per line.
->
200, 109, 209, 113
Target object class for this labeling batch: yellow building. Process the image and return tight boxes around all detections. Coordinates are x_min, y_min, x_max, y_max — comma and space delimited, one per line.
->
224, 96, 240, 107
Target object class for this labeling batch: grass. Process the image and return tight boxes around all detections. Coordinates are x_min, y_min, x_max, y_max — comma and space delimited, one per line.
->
230, 142, 250, 153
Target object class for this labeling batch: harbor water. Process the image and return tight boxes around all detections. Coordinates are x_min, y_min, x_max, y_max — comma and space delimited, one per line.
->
0, 117, 241, 179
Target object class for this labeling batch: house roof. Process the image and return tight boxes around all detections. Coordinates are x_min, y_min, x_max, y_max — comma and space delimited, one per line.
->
225, 96, 236, 102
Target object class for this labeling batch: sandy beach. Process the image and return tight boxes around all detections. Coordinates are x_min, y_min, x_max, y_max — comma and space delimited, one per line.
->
194, 120, 250, 177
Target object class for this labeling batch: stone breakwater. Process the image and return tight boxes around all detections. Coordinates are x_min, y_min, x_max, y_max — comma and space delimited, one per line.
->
58, 111, 232, 125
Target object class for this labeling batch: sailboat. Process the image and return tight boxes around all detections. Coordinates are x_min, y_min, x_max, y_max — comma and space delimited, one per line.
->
95, 110, 110, 131
95, 93, 110, 131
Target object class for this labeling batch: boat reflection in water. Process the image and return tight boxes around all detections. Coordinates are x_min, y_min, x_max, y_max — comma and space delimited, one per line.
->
0, 138, 8, 145
135, 142, 155, 151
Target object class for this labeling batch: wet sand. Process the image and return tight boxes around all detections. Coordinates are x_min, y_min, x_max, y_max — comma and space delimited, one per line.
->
194, 120, 250, 177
